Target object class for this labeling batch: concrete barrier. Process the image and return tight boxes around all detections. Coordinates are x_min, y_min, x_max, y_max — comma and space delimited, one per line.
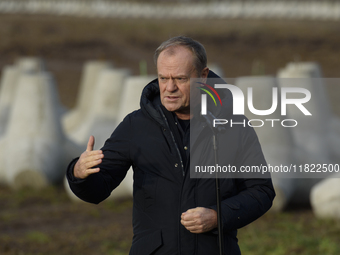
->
3, 71, 81, 189
276, 62, 340, 207
66, 68, 130, 148
15, 57, 45, 73
0, 57, 45, 137
236, 76, 298, 211
310, 173, 340, 220
117, 75, 157, 122
277, 62, 333, 161
62, 60, 113, 134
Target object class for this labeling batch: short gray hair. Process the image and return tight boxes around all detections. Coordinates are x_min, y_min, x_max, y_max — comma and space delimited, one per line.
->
154, 36, 207, 74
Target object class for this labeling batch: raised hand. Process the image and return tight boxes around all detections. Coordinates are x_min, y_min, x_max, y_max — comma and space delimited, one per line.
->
73, 135, 104, 179
181, 207, 217, 234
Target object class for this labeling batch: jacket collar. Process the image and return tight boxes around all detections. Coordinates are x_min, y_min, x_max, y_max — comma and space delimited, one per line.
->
140, 70, 233, 126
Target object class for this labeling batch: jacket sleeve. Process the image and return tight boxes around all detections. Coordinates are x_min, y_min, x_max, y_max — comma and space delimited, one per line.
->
65, 115, 133, 204
211, 124, 276, 232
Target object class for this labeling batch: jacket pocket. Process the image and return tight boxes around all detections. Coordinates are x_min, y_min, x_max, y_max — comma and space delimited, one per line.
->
143, 173, 158, 210
129, 229, 163, 255
134, 171, 158, 211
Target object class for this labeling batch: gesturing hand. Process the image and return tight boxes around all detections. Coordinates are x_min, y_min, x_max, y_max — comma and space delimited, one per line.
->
73, 135, 104, 179
181, 207, 218, 234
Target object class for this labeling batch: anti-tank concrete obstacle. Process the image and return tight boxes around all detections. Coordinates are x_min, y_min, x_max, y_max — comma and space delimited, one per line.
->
65, 68, 130, 148
277, 62, 340, 209
310, 173, 340, 220
0, 57, 46, 137
277, 62, 332, 161
15, 57, 45, 73
0, 57, 48, 185
116, 75, 157, 122
279, 62, 340, 218
64, 66, 131, 202
235, 76, 298, 211
278, 62, 340, 162
0, 71, 82, 189
62, 60, 113, 135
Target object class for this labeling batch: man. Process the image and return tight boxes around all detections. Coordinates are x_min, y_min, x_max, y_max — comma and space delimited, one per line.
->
66, 36, 275, 254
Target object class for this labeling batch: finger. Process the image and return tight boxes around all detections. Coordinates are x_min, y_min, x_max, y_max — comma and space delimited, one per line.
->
81, 151, 104, 163
189, 229, 202, 234
182, 211, 199, 221
79, 150, 103, 164
86, 135, 95, 152
185, 208, 196, 214
84, 159, 102, 170
74, 162, 100, 179
181, 219, 197, 227
181, 213, 193, 221
89, 153, 104, 161
87, 150, 103, 156
184, 225, 200, 231
183, 224, 203, 234
183, 208, 201, 217
183, 218, 202, 226
85, 167, 100, 176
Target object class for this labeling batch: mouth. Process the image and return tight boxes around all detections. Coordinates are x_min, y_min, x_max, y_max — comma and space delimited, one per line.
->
165, 96, 180, 101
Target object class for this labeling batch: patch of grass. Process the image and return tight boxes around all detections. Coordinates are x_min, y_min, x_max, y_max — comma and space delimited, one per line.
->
102, 198, 134, 213
0, 184, 69, 209
238, 211, 340, 255
101, 239, 131, 255
26, 231, 51, 244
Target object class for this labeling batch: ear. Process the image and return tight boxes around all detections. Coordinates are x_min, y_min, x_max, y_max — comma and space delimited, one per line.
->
200, 67, 209, 82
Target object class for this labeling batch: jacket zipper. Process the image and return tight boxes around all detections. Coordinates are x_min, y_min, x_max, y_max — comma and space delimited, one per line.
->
158, 106, 185, 176
158, 106, 185, 255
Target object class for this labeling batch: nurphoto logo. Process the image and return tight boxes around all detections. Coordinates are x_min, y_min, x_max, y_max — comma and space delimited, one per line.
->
198, 83, 312, 128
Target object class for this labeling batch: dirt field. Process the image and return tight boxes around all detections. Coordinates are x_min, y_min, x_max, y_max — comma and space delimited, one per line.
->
0, 14, 339, 255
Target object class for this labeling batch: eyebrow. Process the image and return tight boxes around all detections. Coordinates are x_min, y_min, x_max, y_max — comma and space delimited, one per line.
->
158, 74, 189, 78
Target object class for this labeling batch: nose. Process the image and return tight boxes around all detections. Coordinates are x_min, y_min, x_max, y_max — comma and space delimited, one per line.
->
166, 78, 178, 92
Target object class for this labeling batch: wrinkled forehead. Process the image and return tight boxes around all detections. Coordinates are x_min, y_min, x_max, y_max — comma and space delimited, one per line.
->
157, 46, 196, 73
158, 45, 194, 61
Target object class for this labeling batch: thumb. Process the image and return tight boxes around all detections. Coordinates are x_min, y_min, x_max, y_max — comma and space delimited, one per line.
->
86, 135, 95, 151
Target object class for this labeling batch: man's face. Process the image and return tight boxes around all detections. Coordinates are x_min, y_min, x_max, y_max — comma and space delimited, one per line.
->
157, 46, 206, 120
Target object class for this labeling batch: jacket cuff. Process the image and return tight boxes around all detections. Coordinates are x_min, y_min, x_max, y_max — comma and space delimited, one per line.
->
66, 157, 85, 184
207, 205, 222, 235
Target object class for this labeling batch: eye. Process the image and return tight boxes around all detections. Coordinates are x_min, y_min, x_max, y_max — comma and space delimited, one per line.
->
177, 77, 187, 82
